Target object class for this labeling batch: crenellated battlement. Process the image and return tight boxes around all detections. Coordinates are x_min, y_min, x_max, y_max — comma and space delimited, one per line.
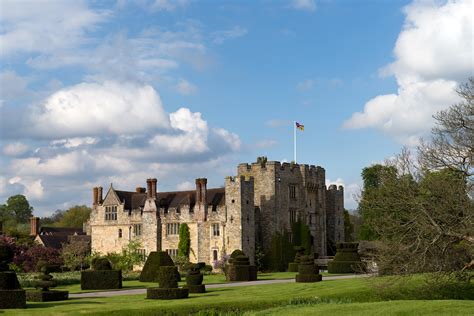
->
238, 160, 325, 180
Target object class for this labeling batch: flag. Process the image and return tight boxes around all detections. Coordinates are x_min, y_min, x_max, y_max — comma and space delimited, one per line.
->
296, 122, 304, 131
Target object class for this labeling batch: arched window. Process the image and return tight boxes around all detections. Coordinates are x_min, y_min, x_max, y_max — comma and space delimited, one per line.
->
118, 229, 122, 238
213, 250, 218, 261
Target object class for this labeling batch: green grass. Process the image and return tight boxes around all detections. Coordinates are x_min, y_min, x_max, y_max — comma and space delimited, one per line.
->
248, 300, 474, 315
4, 275, 473, 315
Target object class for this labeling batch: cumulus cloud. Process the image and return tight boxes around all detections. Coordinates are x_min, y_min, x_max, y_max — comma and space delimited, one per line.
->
343, 0, 473, 145
290, 0, 316, 12
3, 142, 28, 156
150, 0, 189, 12
0, 0, 109, 57
212, 26, 248, 44
31, 81, 170, 138
175, 79, 197, 95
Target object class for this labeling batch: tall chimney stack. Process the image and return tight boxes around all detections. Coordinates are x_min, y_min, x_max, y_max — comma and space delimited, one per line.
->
93, 187, 98, 205
146, 179, 152, 199
30, 217, 40, 236
195, 178, 208, 221
151, 178, 157, 199
97, 186, 103, 204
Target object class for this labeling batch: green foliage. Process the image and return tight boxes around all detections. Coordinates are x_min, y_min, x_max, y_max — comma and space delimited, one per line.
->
291, 220, 311, 254
139, 251, 175, 282
0, 289, 26, 309
254, 245, 266, 272
80, 270, 122, 290
270, 231, 294, 272
159, 266, 179, 288
344, 210, 354, 242
146, 287, 189, 299
3, 195, 33, 224
54, 205, 91, 228
328, 242, 364, 274
61, 241, 90, 271
178, 223, 190, 258
91, 257, 112, 271
25, 289, 68, 302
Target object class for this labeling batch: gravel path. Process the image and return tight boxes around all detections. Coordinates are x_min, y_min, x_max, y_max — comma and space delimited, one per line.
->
70, 274, 369, 298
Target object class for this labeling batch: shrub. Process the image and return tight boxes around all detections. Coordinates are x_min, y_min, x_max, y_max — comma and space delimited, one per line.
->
146, 287, 189, 299
81, 270, 122, 290
0, 289, 26, 308
26, 290, 68, 302
139, 251, 175, 282
328, 242, 364, 274
13, 245, 63, 273
159, 266, 179, 288
296, 254, 322, 283
201, 264, 213, 274
61, 241, 90, 271
178, 223, 190, 258
91, 257, 112, 270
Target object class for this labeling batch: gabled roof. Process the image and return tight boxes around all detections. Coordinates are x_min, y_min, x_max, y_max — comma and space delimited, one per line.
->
110, 187, 226, 211
36, 234, 68, 249
39, 227, 84, 236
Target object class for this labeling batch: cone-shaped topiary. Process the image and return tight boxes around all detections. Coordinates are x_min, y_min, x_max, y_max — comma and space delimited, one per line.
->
288, 246, 306, 272
295, 254, 322, 283
328, 242, 364, 273
140, 251, 176, 282
0, 243, 26, 308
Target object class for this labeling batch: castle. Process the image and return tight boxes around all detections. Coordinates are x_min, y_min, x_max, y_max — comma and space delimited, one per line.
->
88, 159, 345, 265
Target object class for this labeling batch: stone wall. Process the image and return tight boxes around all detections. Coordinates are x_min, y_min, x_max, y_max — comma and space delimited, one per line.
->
325, 185, 345, 255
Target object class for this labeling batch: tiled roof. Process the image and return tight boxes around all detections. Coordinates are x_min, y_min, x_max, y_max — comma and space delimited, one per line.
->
114, 187, 225, 211
37, 235, 68, 249
39, 227, 84, 236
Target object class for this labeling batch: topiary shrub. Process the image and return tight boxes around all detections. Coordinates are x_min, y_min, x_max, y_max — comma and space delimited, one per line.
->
139, 251, 175, 282
81, 257, 122, 290
226, 250, 257, 282
147, 262, 188, 300
328, 242, 365, 273
184, 264, 205, 293
288, 246, 306, 272
26, 261, 69, 302
0, 243, 26, 308
295, 254, 322, 283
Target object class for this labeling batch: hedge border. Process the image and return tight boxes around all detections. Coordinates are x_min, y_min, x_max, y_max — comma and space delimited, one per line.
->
0, 289, 26, 309
146, 287, 189, 300
26, 290, 69, 302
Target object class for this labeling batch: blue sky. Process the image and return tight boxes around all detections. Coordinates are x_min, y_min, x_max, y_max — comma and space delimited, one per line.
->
0, 0, 472, 216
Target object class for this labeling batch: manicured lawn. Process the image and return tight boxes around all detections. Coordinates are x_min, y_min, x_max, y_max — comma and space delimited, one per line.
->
249, 300, 474, 316
5, 276, 474, 315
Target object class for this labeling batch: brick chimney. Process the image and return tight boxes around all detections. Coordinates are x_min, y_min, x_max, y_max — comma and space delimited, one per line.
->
92, 187, 98, 205
30, 217, 40, 236
97, 186, 103, 204
195, 178, 208, 221
146, 179, 153, 199
151, 178, 157, 199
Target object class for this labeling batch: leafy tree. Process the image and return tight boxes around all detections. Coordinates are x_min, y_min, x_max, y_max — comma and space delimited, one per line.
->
61, 241, 91, 271
178, 223, 190, 258
269, 230, 294, 271
54, 205, 91, 228
343, 210, 354, 242
4, 195, 33, 224
291, 219, 312, 254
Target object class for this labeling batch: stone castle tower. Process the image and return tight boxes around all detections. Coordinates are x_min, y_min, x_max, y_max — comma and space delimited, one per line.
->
87, 159, 344, 265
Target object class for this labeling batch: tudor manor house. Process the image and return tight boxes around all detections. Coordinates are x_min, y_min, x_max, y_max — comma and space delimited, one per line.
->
87, 159, 345, 265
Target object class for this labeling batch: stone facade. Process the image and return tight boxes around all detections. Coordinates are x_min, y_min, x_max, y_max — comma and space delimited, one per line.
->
88, 160, 344, 266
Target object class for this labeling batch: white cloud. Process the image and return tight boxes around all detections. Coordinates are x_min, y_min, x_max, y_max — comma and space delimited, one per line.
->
150, 0, 189, 12
212, 26, 248, 44
6, 176, 44, 200
10, 152, 87, 176
343, 0, 473, 145
290, 0, 316, 12
32, 81, 170, 138
296, 79, 314, 91
176, 181, 194, 191
0, 0, 109, 57
51, 137, 98, 149
175, 79, 197, 95
3, 142, 28, 156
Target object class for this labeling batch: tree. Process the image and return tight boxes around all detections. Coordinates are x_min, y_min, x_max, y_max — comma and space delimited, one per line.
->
4, 195, 33, 224
343, 210, 354, 242
358, 164, 397, 240
54, 205, 91, 228
178, 223, 190, 258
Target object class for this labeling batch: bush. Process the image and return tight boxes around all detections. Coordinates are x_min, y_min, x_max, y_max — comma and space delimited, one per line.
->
201, 264, 213, 274
26, 290, 68, 302
184, 284, 206, 293
81, 270, 122, 290
0, 289, 26, 308
328, 242, 364, 274
146, 287, 189, 299
91, 257, 112, 270
159, 266, 179, 288
295, 274, 322, 282
178, 223, 190, 258
61, 241, 90, 271
298, 264, 318, 275
13, 245, 63, 273
139, 251, 174, 282
288, 263, 298, 272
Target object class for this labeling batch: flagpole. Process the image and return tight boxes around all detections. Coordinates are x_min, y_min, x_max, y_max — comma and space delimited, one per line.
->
294, 121, 296, 163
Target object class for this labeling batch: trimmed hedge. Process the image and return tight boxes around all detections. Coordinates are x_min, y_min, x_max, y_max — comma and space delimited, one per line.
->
287, 263, 299, 272
139, 251, 175, 282
249, 265, 257, 281
186, 273, 203, 285
81, 270, 122, 290
225, 250, 257, 282
26, 290, 69, 302
0, 289, 26, 309
91, 258, 112, 271
298, 264, 318, 275
184, 284, 206, 293
146, 287, 188, 299
0, 271, 21, 289
159, 266, 179, 289
328, 242, 364, 273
